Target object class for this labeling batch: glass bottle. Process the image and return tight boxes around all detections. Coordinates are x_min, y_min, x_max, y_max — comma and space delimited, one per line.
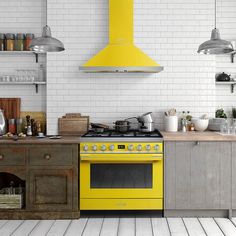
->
15, 33, 25, 51
5, 33, 15, 51
0, 109, 6, 135
25, 33, 34, 51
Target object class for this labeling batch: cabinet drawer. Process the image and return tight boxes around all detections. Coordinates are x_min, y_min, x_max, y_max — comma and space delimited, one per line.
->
29, 145, 73, 166
0, 146, 26, 166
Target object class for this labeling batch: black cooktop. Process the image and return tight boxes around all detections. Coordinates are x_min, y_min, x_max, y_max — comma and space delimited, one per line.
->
82, 129, 163, 138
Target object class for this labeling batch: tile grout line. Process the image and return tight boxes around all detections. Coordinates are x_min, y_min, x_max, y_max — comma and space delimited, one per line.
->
27, 220, 40, 236
213, 218, 226, 236
62, 220, 72, 236
197, 218, 209, 236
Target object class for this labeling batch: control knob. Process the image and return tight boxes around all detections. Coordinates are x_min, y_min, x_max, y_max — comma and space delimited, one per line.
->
154, 144, 160, 151
128, 144, 134, 151
83, 144, 89, 151
146, 144, 151, 151
101, 144, 107, 151
92, 145, 97, 151
137, 144, 142, 151
109, 144, 115, 151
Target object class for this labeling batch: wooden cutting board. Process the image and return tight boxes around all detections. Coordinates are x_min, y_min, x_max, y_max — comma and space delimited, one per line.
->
0, 98, 21, 119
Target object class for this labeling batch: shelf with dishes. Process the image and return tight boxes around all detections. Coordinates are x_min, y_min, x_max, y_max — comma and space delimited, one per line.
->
0, 51, 46, 63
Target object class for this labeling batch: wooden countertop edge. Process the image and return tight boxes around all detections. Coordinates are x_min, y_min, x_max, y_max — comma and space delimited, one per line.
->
162, 131, 236, 141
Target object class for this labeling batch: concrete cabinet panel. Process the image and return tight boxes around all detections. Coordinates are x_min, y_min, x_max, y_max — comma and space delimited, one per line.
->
165, 141, 231, 210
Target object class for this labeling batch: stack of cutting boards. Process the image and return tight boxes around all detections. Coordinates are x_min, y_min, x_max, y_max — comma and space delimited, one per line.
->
58, 113, 89, 136
0, 98, 21, 119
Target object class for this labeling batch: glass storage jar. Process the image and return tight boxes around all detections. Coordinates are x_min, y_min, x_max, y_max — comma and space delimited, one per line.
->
15, 33, 25, 51
0, 33, 5, 51
5, 33, 15, 51
25, 33, 34, 51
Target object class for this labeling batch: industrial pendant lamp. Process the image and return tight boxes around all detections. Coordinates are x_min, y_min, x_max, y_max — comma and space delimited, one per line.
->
29, 0, 65, 53
197, 0, 233, 55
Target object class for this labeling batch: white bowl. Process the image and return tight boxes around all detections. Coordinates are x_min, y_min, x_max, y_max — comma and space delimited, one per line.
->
192, 118, 209, 132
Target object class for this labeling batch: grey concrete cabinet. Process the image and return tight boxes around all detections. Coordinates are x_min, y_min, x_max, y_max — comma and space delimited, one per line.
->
165, 141, 231, 210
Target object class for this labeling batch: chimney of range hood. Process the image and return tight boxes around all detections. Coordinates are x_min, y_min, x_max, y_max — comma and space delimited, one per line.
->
79, 0, 163, 73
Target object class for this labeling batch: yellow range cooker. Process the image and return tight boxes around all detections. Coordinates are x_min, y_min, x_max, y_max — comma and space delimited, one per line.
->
80, 130, 163, 210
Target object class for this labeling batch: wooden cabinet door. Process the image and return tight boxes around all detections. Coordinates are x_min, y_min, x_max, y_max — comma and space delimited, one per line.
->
165, 141, 231, 210
29, 169, 73, 211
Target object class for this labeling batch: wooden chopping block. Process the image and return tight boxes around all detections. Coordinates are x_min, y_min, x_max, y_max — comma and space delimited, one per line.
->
58, 116, 89, 136
0, 98, 21, 119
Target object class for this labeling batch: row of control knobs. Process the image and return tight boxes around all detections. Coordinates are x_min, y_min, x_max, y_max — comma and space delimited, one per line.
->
83, 144, 160, 151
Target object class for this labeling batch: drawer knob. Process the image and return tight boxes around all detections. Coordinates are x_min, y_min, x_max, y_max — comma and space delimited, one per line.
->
44, 154, 51, 160
0, 154, 4, 160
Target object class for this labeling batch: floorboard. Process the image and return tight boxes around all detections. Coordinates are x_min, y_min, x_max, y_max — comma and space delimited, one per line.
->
29, 220, 55, 236
82, 217, 104, 236
167, 218, 189, 236
100, 217, 119, 236
46, 220, 71, 236
11, 220, 39, 236
118, 218, 135, 236
0, 220, 23, 236
136, 217, 153, 236
214, 218, 236, 236
64, 218, 88, 236
151, 218, 171, 236
183, 218, 206, 236
198, 218, 224, 236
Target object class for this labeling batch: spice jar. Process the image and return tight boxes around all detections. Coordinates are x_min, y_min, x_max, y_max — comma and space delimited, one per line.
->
5, 33, 15, 51
15, 33, 25, 51
8, 119, 16, 134
25, 33, 34, 51
0, 33, 5, 51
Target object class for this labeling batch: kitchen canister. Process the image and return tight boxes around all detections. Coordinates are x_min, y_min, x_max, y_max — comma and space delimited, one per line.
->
164, 115, 178, 132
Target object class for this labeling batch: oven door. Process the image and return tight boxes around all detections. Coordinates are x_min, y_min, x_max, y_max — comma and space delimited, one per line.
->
80, 154, 163, 199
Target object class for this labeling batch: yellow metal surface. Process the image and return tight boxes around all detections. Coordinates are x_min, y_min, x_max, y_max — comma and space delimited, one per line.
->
80, 198, 163, 210
82, 0, 161, 68
80, 142, 163, 154
80, 156, 163, 199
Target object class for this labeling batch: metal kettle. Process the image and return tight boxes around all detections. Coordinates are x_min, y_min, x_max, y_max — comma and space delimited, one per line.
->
216, 72, 231, 82
0, 109, 6, 135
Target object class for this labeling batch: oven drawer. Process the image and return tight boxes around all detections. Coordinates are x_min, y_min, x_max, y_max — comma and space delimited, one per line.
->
80, 198, 163, 210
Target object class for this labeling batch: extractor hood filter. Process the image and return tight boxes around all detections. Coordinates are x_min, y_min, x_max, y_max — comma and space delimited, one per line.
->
80, 0, 163, 73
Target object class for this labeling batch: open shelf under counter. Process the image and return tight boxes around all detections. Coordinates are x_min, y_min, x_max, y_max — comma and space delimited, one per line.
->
215, 81, 236, 93
0, 81, 46, 93
0, 51, 46, 63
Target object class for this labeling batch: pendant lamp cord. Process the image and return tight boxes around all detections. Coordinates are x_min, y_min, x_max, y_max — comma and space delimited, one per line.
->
46, 0, 48, 26
215, 0, 216, 29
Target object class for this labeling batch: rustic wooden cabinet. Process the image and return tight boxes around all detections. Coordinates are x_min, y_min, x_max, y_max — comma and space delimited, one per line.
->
165, 141, 231, 214
0, 143, 79, 219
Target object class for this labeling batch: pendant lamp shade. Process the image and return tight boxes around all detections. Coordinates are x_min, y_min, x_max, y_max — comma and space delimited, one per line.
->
29, 25, 65, 53
197, 0, 234, 55
198, 28, 233, 54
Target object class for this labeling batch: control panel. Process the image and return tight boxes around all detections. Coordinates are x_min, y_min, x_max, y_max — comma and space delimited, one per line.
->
80, 142, 163, 153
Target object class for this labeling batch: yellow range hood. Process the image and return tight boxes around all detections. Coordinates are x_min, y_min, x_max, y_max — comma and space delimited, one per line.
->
79, 0, 163, 73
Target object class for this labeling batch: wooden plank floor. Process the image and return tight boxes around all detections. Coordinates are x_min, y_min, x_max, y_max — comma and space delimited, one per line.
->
0, 217, 236, 236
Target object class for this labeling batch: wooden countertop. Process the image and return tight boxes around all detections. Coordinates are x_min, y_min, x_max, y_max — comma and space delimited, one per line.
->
0, 136, 81, 144
162, 131, 236, 141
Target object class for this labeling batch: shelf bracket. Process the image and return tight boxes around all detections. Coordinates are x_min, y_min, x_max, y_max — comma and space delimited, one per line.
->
231, 52, 236, 63
34, 53, 39, 63
231, 84, 235, 93
35, 84, 39, 93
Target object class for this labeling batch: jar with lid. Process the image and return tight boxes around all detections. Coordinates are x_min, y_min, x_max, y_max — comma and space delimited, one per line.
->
25, 33, 34, 51
15, 33, 25, 51
0, 34, 5, 51
5, 33, 15, 51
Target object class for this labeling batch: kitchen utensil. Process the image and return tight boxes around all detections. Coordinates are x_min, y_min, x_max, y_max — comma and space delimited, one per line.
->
216, 72, 231, 81
164, 116, 178, 132
138, 112, 153, 123
139, 122, 155, 132
91, 123, 109, 133
192, 118, 209, 132
58, 116, 89, 136
114, 120, 130, 133
0, 98, 21, 120
0, 109, 6, 135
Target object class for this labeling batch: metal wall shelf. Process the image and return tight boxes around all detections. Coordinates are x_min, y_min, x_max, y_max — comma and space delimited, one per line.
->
215, 81, 236, 93
0, 81, 46, 93
0, 51, 46, 63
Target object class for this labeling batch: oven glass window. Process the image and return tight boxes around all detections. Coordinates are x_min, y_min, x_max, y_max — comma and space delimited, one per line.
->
90, 164, 152, 188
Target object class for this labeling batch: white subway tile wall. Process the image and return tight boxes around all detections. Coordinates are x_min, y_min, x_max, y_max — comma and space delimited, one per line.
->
0, 0, 235, 134
0, 0, 46, 111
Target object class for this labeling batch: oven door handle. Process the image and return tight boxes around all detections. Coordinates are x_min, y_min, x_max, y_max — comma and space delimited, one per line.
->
80, 157, 162, 162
